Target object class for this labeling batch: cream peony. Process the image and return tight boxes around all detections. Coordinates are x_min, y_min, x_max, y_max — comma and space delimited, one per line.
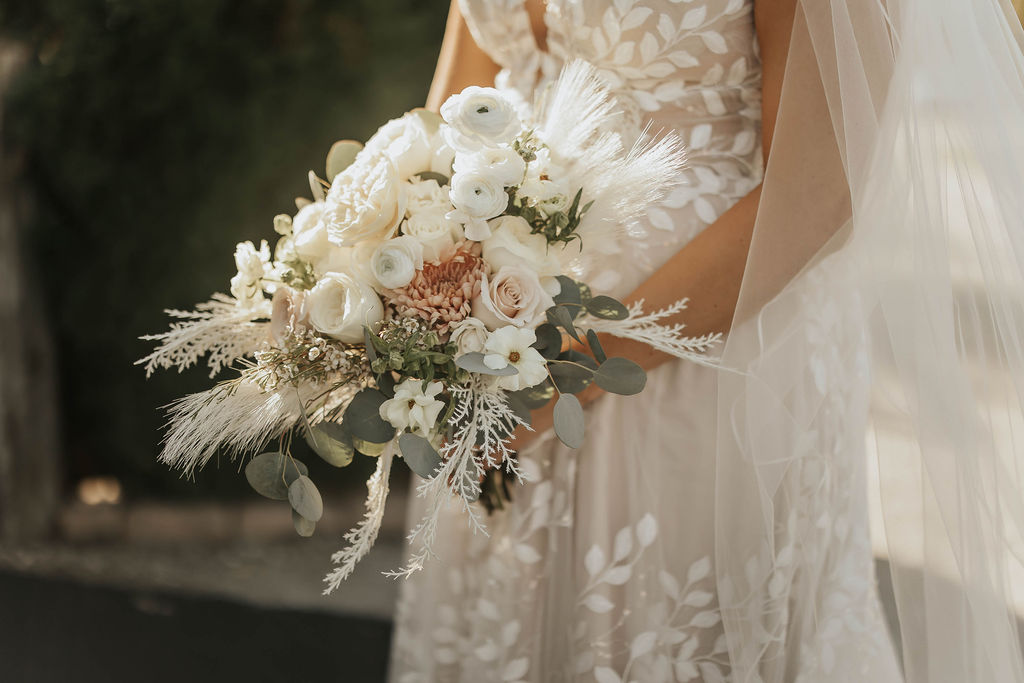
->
369, 236, 424, 290
482, 326, 548, 392
306, 272, 383, 343
447, 171, 509, 241
448, 317, 490, 355
379, 378, 446, 436
440, 86, 521, 150
471, 263, 555, 330
453, 145, 526, 188
324, 155, 407, 247
482, 215, 564, 295
362, 113, 433, 181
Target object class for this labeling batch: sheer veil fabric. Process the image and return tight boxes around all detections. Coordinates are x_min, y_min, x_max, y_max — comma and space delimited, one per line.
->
720, 1, 1024, 681
390, 0, 1024, 680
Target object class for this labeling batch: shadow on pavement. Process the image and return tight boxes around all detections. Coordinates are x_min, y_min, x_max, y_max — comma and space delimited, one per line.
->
0, 570, 392, 682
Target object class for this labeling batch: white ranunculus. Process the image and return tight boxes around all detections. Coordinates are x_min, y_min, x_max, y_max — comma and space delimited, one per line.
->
448, 171, 509, 241
230, 240, 272, 302
482, 215, 564, 293
448, 317, 490, 355
453, 145, 526, 188
379, 378, 446, 436
402, 211, 459, 263
405, 177, 451, 215
306, 272, 383, 343
482, 326, 548, 391
369, 236, 424, 290
324, 155, 407, 247
362, 113, 433, 180
440, 86, 521, 150
471, 263, 556, 330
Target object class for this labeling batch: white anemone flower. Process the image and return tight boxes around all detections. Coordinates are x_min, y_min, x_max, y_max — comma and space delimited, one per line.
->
482, 326, 549, 392
379, 379, 446, 437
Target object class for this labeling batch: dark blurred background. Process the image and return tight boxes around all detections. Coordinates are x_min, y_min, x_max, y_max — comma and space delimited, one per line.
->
0, 1, 446, 679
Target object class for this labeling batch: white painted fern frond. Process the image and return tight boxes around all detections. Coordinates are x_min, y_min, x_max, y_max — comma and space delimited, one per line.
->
137, 293, 271, 378
588, 299, 724, 369
159, 373, 306, 475
323, 444, 395, 594
385, 379, 527, 579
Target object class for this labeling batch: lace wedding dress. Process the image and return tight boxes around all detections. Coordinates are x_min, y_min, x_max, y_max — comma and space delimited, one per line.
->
389, 1, 903, 681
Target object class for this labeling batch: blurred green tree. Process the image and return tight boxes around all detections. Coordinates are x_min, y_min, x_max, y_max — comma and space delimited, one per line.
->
2, 0, 446, 498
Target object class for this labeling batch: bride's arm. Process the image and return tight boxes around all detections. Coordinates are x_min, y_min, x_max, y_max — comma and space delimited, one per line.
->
425, 1, 502, 111
514, 0, 798, 445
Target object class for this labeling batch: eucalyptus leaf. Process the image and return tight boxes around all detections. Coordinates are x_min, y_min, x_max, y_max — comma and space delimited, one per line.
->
509, 379, 556, 409
292, 509, 316, 537
415, 171, 450, 186
594, 357, 647, 395
325, 140, 362, 180
585, 295, 630, 320
586, 329, 608, 364
244, 452, 308, 501
548, 359, 595, 394
410, 107, 444, 135
547, 305, 582, 342
532, 323, 563, 360
553, 394, 585, 448
308, 170, 326, 202
288, 475, 324, 522
304, 422, 354, 467
505, 392, 533, 427
553, 276, 581, 305
399, 432, 443, 479
456, 352, 519, 376
342, 388, 396, 443
352, 437, 389, 457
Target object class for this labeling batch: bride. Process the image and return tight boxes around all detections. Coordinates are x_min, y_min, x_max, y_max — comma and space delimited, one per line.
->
390, 1, 1024, 681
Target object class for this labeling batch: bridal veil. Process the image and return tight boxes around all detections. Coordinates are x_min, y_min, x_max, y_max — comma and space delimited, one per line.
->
719, 0, 1024, 680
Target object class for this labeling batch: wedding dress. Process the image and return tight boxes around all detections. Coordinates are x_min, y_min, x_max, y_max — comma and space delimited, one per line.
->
388, 2, 904, 681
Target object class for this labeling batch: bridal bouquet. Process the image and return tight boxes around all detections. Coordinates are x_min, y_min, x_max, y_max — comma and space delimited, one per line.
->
139, 62, 720, 592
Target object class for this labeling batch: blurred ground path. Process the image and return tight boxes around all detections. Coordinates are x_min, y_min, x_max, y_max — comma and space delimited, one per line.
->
0, 569, 392, 682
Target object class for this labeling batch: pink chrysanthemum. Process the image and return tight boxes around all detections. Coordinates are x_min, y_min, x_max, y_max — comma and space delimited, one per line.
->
383, 245, 485, 335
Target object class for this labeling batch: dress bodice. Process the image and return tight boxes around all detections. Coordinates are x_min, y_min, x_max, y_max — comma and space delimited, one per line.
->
460, 0, 764, 294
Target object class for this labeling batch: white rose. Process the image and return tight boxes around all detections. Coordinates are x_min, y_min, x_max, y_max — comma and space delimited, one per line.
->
270, 287, 308, 347
482, 215, 563, 295
324, 155, 407, 246
379, 378, 446, 437
448, 317, 490, 355
306, 272, 384, 343
402, 211, 459, 263
471, 263, 555, 330
369, 236, 424, 290
453, 145, 526, 188
481, 326, 548, 392
362, 113, 433, 180
440, 86, 521, 150
447, 171, 509, 241
230, 240, 271, 302
405, 177, 451, 215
